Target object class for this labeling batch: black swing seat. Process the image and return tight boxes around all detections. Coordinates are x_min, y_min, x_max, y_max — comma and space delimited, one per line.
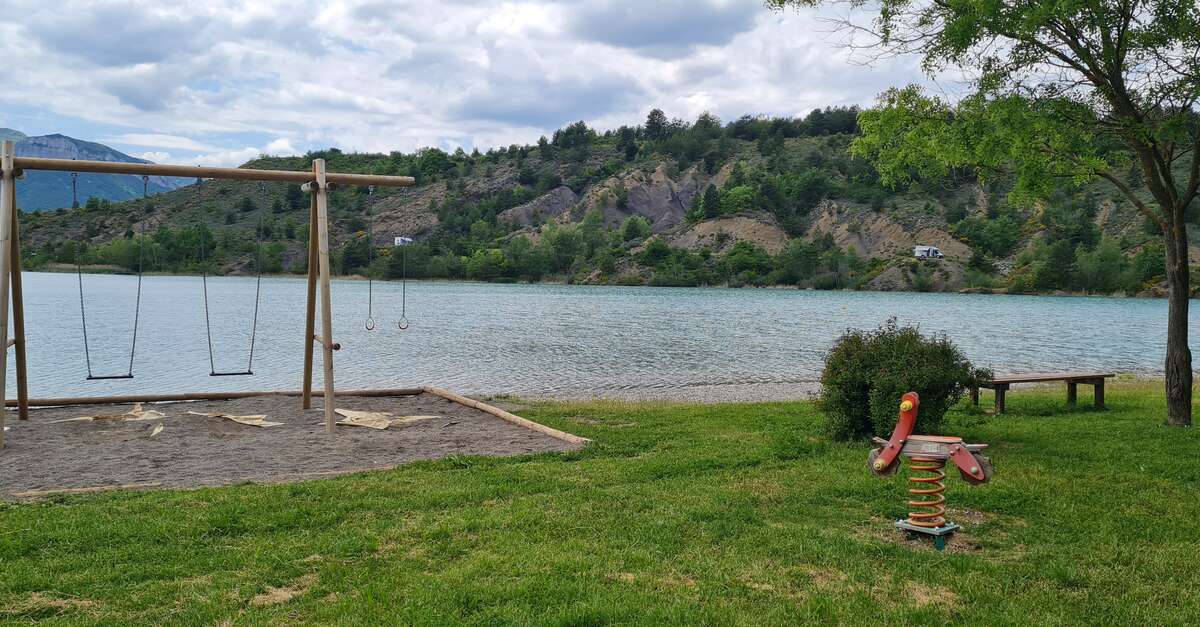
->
86, 374, 135, 381
210, 370, 253, 377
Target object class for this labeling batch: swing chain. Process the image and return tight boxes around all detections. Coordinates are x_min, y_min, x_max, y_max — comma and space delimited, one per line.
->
73, 170, 143, 380
197, 177, 262, 377
365, 185, 375, 330
398, 241, 409, 330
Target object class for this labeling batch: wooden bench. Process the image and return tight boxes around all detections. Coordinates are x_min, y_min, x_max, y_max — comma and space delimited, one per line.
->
971, 372, 1115, 413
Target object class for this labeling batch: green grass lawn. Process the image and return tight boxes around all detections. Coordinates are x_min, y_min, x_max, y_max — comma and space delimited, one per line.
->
2, 382, 1198, 625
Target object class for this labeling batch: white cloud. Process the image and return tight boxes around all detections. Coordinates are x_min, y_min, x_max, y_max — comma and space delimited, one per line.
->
265, 137, 298, 155
1, 0, 935, 163
137, 151, 172, 163
107, 134, 216, 151
186, 147, 264, 168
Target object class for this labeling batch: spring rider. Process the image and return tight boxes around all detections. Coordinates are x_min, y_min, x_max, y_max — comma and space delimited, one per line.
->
868, 392, 993, 550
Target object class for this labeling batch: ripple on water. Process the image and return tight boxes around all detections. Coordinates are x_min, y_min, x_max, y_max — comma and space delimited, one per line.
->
8, 274, 1193, 400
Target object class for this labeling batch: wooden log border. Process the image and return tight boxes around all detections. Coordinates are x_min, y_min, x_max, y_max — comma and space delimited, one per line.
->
5, 386, 589, 444
422, 386, 591, 445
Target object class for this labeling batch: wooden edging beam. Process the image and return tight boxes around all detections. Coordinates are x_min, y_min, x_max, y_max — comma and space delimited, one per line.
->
4, 388, 424, 408
421, 386, 591, 445
4, 385, 588, 446
12, 156, 414, 187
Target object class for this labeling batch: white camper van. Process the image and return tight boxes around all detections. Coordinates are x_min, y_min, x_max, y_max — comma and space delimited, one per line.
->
913, 245, 945, 260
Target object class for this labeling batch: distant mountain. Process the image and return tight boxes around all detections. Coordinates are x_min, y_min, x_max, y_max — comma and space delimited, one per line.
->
18, 111, 1163, 295
3, 130, 187, 211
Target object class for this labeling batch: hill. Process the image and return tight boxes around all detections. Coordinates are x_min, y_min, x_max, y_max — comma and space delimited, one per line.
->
4, 130, 186, 211
14, 109, 1176, 295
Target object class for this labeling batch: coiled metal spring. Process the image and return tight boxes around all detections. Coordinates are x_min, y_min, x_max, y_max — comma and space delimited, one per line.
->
906, 456, 946, 527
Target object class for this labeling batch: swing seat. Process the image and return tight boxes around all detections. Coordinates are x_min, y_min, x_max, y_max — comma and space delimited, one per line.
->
86, 374, 135, 381
210, 370, 254, 377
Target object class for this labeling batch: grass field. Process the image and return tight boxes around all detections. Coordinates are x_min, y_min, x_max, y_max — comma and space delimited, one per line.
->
1, 381, 1198, 625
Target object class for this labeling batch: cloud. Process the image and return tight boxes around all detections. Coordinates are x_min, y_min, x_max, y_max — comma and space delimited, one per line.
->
137, 151, 172, 163
107, 134, 215, 151
22, 2, 206, 67
1, 0, 936, 165
566, 0, 760, 58
265, 138, 298, 155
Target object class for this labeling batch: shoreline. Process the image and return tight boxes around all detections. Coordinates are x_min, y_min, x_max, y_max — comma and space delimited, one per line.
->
490, 375, 1166, 404
24, 266, 1179, 299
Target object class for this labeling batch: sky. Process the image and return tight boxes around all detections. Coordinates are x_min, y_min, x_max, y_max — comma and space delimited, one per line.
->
0, 0, 934, 167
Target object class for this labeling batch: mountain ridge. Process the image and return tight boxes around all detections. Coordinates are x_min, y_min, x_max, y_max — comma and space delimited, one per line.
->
4, 130, 186, 211
12, 110, 1177, 295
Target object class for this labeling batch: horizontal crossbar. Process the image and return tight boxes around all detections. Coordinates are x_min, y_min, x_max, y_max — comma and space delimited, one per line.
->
11, 156, 414, 187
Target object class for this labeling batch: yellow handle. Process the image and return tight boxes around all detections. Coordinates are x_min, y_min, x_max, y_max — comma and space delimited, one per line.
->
900, 400, 914, 412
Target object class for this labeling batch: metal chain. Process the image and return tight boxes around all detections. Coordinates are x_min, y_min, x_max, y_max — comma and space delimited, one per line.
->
398, 239, 409, 330
197, 179, 217, 375
365, 185, 375, 330
126, 176, 148, 377
246, 182, 266, 372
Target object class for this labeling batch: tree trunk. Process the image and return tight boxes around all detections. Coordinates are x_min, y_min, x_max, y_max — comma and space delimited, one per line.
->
1163, 219, 1192, 427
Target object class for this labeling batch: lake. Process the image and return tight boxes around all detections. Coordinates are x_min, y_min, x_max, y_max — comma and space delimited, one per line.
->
3, 272, 1192, 402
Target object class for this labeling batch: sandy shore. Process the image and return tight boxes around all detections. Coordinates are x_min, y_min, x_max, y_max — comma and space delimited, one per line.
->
0, 393, 580, 496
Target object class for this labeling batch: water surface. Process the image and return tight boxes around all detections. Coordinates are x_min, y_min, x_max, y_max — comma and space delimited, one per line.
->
4, 272, 1191, 400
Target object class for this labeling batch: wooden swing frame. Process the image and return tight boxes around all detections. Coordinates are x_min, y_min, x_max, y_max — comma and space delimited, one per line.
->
0, 139, 416, 447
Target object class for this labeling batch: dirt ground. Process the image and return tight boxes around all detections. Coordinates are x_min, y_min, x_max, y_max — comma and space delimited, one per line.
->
0, 393, 581, 496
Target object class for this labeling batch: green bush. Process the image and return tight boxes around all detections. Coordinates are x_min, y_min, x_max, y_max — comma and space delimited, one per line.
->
819, 319, 989, 441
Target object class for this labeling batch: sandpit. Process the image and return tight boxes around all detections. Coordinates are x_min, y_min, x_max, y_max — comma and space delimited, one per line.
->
0, 392, 584, 497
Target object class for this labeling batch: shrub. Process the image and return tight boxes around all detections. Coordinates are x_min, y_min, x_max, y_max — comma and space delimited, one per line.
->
820, 319, 989, 441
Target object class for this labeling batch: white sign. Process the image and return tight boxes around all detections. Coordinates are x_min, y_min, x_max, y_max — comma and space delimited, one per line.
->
394, 236, 413, 246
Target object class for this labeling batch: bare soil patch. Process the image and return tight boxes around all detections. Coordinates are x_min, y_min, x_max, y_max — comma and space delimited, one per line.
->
0, 393, 581, 496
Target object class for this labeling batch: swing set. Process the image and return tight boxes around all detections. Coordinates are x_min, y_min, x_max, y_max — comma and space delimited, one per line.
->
0, 139, 416, 447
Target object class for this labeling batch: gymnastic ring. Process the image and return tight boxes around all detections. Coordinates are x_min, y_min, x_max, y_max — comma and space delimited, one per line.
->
365, 317, 375, 331
397, 316, 409, 331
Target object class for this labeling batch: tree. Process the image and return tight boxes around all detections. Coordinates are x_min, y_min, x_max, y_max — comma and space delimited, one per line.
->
770, 0, 1200, 426
620, 215, 652, 242
702, 184, 721, 218
284, 185, 304, 212
645, 108, 668, 141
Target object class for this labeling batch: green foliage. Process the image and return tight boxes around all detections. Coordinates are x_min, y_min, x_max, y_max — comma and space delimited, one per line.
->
620, 216, 652, 242
953, 211, 1022, 258
820, 319, 989, 441
718, 185, 757, 215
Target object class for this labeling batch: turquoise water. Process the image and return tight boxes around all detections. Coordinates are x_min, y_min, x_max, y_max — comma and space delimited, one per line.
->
3, 272, 1192, 400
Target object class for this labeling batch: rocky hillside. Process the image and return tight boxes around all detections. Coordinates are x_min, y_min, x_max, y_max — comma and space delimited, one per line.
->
3, 129, 185, 211
14, 110, 1175, 295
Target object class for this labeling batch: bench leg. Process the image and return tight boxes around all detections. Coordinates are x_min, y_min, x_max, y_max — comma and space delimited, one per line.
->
1067, 381, 1077, 406
971, 387, 979, 406
1094, 379, 1105, 409
995, 386, 1007, 414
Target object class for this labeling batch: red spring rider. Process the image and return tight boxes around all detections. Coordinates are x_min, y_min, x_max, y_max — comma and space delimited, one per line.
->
868, 392, 994, 550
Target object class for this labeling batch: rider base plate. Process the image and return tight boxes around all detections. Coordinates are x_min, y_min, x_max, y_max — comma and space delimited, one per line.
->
896, 519, 960, 551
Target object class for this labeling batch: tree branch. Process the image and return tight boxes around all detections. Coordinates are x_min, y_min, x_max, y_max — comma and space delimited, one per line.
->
1096, 169, 1164, 230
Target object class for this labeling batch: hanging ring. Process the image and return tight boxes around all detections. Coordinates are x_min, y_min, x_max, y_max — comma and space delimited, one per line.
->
397, 316, 409, 331
365, 317, 375, 331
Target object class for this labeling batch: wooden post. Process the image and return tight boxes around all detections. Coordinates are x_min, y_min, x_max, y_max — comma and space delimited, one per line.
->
0, 141, 14, 448
313, 159, 337, 433
301, 192, 318, 410
970, 386, 979, 406
8, 177, 27, 421
994, 385, 1007, 414
1094, 379, 1105, 409
1066, 381, 1077, 406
